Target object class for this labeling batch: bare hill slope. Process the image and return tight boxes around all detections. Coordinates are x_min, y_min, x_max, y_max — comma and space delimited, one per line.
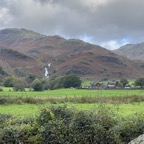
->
114, 42, 144, 61
0, 28, 144, 79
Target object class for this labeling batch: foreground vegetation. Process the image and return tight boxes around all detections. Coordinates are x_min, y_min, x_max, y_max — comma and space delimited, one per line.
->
0, 85, 144, 143
0, 105, 144, 143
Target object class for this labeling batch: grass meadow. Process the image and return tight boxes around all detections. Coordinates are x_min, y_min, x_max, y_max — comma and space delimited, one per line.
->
1, 87, 144, 97
0, 87, 144, 117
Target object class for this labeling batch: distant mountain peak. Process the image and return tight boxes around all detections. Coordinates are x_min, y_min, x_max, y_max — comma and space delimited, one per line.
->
114, 42, 144, 61
0, 28, 46, 39
0, 28, 144, 79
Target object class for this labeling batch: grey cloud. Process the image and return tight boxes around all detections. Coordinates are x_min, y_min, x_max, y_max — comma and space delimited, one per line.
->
34, 0, 52, 4
0, 0, 144, 49
0, 0, 8, 6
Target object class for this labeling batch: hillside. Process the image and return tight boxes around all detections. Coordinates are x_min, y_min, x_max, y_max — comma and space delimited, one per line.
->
0, 45, 42, 77
0, 28, 144, 79
114, 42, 144, 61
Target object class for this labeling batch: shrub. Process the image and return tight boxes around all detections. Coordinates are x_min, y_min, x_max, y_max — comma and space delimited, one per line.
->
0, 66, 6, 76
0, 114, 12, 142
43, 83, 49, 90
120, 79, 129, 87
0, 114, 12, 127
48, 75, 81, 90
62, 75, 82, 88
3, 76, 16, 87
135, 78, 144, 88
37, 108, 54, 126
31, 79, 43, 91
13, 79, 25, 91
1, 106, 144, 144
14, 67, 28, 77
2, 124, 34, 143
1, 117, 40, 143
47, 77, 63, 90
38, 105, 121, 144
0, 87, 3, 91
117, 114, 144, 143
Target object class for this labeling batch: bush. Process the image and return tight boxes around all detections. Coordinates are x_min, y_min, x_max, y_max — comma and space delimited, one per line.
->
48, 75, 82, 90
3, 76, 16, 87
117, 114, 144, 143
38, 105, 120, 144
0, 87, 3, 91
0, 114, 12, 127
1, 106, 144, 143
2, 124, 36, 143
0, 114, 12, 142
120, 79, 129, 87
135, 78, 144, 88
37, 106, 144, 144
31, 79, 43, 91
1, 117, 39, 143
48, 77, 63, 90
13, 79, 25, 91
62, 75, 82, 88
0, 66, 6, 76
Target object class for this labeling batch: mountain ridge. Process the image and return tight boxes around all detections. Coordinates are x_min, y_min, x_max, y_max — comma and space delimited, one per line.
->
114, 42, 144, 61
0, 28, 144, 80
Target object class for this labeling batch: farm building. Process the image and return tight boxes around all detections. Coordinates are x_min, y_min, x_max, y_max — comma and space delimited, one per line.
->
90, 82, 102, 89
107, 82, 116, 88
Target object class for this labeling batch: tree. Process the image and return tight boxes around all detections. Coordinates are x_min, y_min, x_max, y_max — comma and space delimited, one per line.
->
13, 79, 25, 91
41, 78, 49, 90
120, 79, 128, 87
48, 77, 63, 90
31, 79, 43, 91
0, 66, 6, 76
3, 76, 16, 87
135, 78, 144, 88
115, 81, 123, 88
47, 75, 82, 90
28, 74, 36, 81
62, 75, 81, 88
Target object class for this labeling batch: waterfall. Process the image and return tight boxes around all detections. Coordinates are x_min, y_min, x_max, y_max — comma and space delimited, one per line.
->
44, 63, 51, 77
45, 67, 49, 77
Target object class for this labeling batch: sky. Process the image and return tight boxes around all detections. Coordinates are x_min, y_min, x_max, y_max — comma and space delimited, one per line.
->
0, 0, 144, 50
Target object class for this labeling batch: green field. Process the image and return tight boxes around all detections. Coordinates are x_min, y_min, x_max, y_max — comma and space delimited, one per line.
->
0, 88, 144, 117
1, 87, 144, 97
1, 102, 144, 117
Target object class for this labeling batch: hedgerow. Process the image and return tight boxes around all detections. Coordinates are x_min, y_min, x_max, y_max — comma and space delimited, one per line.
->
0, 105, 144, 143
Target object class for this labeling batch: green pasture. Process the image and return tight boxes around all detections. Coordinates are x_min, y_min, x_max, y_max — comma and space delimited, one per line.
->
0, 87, 144, 118
0, 102, 144, 117
0, 104, 41, 116
0, 87, 144, 98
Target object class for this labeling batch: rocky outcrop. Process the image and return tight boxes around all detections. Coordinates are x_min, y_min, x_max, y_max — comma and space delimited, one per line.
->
128, 134, 144, 144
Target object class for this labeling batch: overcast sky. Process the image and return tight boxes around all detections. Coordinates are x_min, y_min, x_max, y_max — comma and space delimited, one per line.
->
0, 0, 144, 50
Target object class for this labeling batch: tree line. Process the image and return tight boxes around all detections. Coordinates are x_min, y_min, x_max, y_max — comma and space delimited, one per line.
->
1, 74, 82, 91
1, 75, 144, 91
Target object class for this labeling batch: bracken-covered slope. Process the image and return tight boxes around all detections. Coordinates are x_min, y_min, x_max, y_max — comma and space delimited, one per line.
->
0, 28, 144, 80
114, 42, 144, 61
0, 45, 42, 77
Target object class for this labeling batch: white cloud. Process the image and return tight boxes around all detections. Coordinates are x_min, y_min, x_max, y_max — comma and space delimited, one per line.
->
101, 40, 128, 50
0, 0, 144, 49
0, 8, 13, 25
